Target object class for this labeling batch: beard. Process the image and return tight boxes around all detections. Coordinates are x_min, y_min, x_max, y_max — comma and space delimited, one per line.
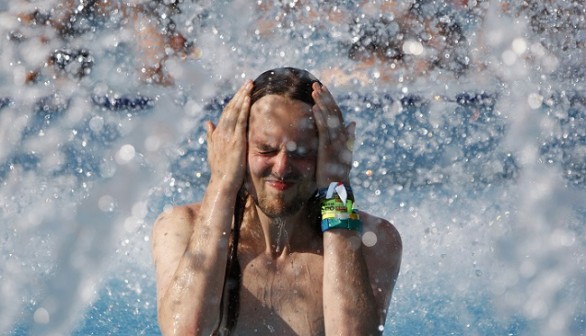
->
253, 191, 307, 219
245, 166, 317, 219
247, 180, 315, 219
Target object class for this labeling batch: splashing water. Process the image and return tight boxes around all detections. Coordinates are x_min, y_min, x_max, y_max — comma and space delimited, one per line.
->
0, 1, 584, 335
274, 218, 287, 254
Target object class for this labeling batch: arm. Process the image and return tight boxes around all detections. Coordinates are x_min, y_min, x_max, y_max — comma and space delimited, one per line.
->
323, 213, 402, 335
152, 80, 253, 335
323, 230, 380, 335
311, 83, 381, 335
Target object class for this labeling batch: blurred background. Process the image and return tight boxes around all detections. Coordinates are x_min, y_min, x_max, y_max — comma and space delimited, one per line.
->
0, 0, 584, 335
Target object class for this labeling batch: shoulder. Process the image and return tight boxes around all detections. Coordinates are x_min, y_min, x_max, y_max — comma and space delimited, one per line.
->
360, 211, 402, 253
358, 211, 402, 279
153, 203, 201, 231
155, 203, 201, 222
151, 203, 201, 254
358, 211, 402, 319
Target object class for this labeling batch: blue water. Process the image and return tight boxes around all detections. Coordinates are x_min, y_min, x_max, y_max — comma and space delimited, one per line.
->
1, 1, 584, 335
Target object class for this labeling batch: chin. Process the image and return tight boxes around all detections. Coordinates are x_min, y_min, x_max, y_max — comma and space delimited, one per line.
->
258, 197, 305, 219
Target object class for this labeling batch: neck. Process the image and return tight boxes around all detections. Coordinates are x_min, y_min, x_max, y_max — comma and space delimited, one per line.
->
253, 204, 318, 256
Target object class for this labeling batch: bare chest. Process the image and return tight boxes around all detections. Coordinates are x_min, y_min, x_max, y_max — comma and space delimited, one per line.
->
234, 252, 325, 335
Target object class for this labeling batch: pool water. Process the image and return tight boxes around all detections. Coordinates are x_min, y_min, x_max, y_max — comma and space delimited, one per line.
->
1, 1, 584, 335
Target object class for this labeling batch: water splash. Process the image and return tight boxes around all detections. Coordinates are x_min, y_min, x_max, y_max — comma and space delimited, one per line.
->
0, 1, 584, 335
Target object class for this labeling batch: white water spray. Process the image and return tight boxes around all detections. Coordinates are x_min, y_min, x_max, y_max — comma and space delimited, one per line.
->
0, 1, 583, 335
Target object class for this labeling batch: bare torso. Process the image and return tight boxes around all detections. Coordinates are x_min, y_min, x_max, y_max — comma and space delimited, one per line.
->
235, 250, 325, 335
230, 205, 326, 335
152, 75, 402, 336
152, 202, 401, 335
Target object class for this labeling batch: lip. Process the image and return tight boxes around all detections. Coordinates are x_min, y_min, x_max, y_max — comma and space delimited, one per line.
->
266, 180, 295, 191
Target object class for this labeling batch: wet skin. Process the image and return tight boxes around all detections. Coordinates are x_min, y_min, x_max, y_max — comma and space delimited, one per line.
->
151, 80, 402, 335
245, 95, 318, 220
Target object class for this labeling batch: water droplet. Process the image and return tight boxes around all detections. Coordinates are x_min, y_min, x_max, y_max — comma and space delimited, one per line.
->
527, 93, 543, 109
98, 195, 115, 212
33, 307, 50, 324
116, 144, 136, 164
502, 50, 517, 65
362, 231, 378, 247
512, 38, 527, 55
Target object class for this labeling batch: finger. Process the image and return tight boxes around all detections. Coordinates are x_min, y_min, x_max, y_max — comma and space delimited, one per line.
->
345, 121, 356, 152
218, 81, 250, 130
229, 80, 251, 107
313, 93, 346, 146
206, 120, 216, 138
313, 83, 343, 122
319, 85, 344, 121
340, 123, 355, 168
312, 84, 343, 132
235, 94, 251, 133
311, 84, 328, 130
347, 121, 356, 140
312, 98, 340, 145
235, 80, 253, 130
312, 103, 329, 142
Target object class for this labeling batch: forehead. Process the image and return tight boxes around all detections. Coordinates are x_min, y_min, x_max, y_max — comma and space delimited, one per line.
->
249, 95, 316, 136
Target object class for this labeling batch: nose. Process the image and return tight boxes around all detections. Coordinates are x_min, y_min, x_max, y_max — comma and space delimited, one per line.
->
272, 150, 292, 178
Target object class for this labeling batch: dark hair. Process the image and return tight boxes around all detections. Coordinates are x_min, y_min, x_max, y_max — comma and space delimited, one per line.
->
214, 67, 321, 335
214, 189, 246, 336
250, 67, 321, 106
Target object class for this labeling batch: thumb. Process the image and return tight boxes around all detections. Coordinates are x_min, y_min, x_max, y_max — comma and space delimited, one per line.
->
346, 121, 356, 149
205, 120, 216, 141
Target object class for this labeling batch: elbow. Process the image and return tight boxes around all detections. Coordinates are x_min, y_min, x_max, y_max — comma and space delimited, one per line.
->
157, 311, 191, 336
158, 324, 195, 336
157, 307, 217, 336
157, 319, 201, 336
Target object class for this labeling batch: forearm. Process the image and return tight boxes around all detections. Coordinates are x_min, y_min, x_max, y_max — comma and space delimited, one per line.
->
323, 230, 379, 336
159, 178, 238, 335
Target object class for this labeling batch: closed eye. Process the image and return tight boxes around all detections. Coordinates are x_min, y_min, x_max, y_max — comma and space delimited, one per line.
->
259, 151, 277, 156
256, 145, 278, 155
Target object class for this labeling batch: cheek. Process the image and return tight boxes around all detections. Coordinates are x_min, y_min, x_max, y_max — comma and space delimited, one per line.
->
248, 156, 270, 176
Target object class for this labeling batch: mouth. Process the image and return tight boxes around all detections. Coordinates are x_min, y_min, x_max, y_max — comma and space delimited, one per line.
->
266, 179, 295, 191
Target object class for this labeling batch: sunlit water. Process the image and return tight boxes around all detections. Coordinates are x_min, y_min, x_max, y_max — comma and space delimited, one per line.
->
1, 1, 584, 335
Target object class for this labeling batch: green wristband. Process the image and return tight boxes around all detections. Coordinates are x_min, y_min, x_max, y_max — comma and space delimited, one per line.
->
321, 218, 362, 232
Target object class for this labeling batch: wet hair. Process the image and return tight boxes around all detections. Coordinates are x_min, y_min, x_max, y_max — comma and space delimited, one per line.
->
214, 189, 246, 336
214, 67, 321, 335
250, 67, 322, 106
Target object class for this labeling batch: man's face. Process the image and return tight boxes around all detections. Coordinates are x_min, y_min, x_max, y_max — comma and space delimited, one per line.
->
246, 94, 318, 219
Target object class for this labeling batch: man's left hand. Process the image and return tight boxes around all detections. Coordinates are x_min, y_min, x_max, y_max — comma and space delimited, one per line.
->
311, 82, 355, 188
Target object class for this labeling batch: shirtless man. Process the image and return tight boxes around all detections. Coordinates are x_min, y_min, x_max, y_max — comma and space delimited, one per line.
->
152, 67, 402, 335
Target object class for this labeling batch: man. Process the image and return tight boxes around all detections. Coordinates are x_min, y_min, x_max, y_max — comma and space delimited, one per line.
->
152, 67, 402, 335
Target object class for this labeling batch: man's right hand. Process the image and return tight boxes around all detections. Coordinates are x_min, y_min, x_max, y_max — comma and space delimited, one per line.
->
205, 80, 253, 190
